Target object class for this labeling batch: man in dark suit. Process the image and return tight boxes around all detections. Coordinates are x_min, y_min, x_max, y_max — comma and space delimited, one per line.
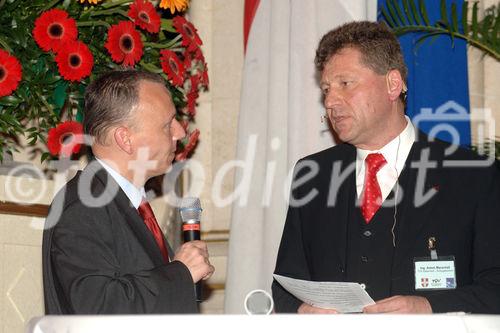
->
272, 21, 500, 314
43, 70, 214, 314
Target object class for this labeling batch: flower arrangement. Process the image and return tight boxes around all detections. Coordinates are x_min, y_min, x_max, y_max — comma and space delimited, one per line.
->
0, 0, 206, 162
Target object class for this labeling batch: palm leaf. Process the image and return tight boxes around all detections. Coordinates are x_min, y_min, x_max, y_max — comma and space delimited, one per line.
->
402, 0, 415, 25
380, 0, 500, 61
440, 0, 449, 26
387, 0, 403, 26
394, 0, 409, 25
451, 2, 459, 33
410, 0, 422, 25
471, 1, 479, 39
461, 1, 469, 35
419, 0, 431, 26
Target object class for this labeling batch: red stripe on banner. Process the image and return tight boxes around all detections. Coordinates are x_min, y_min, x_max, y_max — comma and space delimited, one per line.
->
243, 0, 260, 53
182, 224, 201, 231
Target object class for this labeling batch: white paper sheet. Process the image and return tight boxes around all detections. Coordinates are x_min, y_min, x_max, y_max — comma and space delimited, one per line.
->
273, 274, 375, 313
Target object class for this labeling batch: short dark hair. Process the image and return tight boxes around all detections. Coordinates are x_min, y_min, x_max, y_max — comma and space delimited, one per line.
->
83, 69, 166, 145
315, 21, 407, 84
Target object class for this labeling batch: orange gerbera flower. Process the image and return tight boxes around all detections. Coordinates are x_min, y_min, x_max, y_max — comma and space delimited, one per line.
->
159, 0, 188, 14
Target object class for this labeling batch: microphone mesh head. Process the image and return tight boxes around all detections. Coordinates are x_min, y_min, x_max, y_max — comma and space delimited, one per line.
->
179, 197, 202, 222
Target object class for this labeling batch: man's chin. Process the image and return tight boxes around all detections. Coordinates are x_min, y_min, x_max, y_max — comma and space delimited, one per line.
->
334, 129, 352, 143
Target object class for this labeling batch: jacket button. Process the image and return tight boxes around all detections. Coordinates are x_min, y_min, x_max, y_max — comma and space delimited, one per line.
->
361, 256, 369, 263
363, 230, 372, 237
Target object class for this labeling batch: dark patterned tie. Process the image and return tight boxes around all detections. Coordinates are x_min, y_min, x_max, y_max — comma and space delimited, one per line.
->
361, 153, 387, 223
138, 199, 169, 262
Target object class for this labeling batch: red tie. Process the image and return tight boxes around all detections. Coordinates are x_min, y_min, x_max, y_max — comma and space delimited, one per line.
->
361, 153, 387, 223
138, 200, 169, 263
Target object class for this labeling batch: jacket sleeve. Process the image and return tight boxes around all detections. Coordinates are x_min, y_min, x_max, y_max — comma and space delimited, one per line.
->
426, 162, 500, 314
48, 202, 197, 314
272, 162, 312, 313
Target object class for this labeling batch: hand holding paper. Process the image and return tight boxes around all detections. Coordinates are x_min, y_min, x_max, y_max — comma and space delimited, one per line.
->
273, 274, 375, 313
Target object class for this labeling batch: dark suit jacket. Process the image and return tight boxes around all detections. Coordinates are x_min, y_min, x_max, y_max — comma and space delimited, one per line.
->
272, 132, 500, 313
42, 161, 197, 314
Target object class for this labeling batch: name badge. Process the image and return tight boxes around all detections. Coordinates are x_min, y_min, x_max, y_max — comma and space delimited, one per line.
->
414, 257, 456, 290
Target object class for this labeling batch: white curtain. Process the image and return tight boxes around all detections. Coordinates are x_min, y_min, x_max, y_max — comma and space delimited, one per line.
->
224, 0, 378, 314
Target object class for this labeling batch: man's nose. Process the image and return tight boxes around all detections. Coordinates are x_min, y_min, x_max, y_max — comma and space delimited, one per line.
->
324, 89, 343, 109
172, 119, 186, 141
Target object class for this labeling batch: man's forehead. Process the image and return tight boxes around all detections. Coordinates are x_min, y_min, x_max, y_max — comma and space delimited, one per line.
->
324, 47, 363, 68
321, 48, 379, 80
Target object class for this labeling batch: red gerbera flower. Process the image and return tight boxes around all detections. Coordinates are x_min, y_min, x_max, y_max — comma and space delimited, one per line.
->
0, 49, 22, 97
47, 121, 84, 157
172, 16, 202, 52
105, 21, 144, 66
183, 51, 193, 71
193, 47, 205, 64
188, 74, 200, 94
200, 68, 208, 88
160, 50, 185, 86
33, 9, 78, 53
185, 90, 198, 116
175, 129, 200, 161
55, 41, 94, 81
128, 0, 161, 34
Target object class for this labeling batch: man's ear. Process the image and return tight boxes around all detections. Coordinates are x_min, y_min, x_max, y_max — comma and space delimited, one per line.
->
114, 126, 133, 155
386, 69, 406, 101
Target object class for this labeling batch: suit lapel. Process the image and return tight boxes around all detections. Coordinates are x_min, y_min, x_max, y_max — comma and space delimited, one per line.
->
393, 132, 443, 268
326, 145, 356, 271
89, 161, 167, 267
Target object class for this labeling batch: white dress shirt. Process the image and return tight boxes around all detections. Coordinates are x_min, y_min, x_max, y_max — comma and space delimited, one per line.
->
356, 116, 416, 201
96, 158, 146, 209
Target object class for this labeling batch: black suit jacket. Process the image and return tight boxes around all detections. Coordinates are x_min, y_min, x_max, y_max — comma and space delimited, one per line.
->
42, 161, 197, 314
273, 133, 500, 313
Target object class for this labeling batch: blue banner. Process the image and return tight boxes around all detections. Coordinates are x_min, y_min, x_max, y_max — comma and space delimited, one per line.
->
378, 0, 471, 146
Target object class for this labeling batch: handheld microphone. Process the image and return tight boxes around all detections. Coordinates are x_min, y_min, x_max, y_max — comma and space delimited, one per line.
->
179, 197, 202, 302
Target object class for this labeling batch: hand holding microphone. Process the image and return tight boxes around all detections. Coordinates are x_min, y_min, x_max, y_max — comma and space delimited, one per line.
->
174, 197, 214, 302
173, 240, 213, 283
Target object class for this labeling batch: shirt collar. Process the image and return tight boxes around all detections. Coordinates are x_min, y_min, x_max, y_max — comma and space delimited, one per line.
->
95, 158, 146, 209
356, 116, 416, 178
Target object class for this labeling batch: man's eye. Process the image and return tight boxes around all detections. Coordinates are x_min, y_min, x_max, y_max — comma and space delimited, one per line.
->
322, 88, 329, 95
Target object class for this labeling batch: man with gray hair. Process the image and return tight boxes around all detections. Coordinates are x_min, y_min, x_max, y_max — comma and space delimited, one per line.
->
43, 70, 214, 314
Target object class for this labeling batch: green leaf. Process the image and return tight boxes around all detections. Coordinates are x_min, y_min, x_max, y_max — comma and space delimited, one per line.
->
393, 0, 408, 25
493, 7, 500, 48
52, 81, 68, 109
451, 3, 458, 33
161, 18, 176, 33
75, 99, 84, 123
461, 1, 469, 35
419, 0, 431, 26
0, 36, 13, 53
0, 95, 21, 106
482, 15, 492, 43
409, 0, 422, 25
471, 2, 479, 39
41, 152, 51, 162
440, 0, 448, 26
402, 0, 415, 25
41, 0, 63, 12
